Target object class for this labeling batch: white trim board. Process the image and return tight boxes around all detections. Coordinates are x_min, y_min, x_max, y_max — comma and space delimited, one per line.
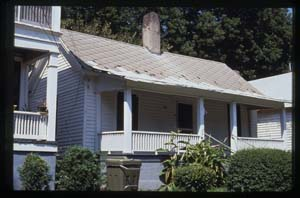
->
13, 143, 58, 152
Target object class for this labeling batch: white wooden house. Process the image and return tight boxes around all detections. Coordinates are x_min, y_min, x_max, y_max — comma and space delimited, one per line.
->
13, 6, 61, 190
55, 12, 289, 189
249, 72, 292, 151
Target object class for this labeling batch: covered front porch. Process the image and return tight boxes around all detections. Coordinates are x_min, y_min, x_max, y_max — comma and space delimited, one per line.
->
13, 48, 58, 143
96, 84, 287, 154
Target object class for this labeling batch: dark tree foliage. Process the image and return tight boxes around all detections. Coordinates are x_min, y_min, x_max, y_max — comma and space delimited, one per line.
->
61, 7, 292, 80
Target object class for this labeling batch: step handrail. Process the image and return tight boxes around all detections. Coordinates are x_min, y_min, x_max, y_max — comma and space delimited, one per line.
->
204, 132, 232, 152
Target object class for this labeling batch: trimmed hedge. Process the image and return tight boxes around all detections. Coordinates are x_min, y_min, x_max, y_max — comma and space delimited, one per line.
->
227, 148, 292, 192
56, 146, 101, 191
18, 153, 51, 190
173, 164, 217, 192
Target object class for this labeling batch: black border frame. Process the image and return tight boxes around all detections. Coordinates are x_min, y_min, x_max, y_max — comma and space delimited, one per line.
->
0, 0, 298, 197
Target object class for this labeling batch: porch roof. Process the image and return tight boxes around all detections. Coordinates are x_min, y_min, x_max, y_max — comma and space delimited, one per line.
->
60, 29, 285, 107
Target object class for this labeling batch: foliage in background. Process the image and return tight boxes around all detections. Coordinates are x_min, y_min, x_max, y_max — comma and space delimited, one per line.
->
227, 148, 292, 192
157, 132, 228, 191
61, 7, 292, 80
18, 153, 51, 190
55, 146, 102, 191
173, 164, 217, 192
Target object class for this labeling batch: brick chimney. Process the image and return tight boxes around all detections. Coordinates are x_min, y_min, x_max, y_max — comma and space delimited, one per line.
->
142, 12, 160, 54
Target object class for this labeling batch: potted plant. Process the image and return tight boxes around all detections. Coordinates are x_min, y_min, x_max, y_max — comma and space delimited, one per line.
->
37, 100, 48, 114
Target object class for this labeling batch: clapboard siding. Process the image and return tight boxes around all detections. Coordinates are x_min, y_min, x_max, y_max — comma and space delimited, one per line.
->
56, 52, 85, 152
101, 91, 117, 132
83, 79, 98, 150
205, 100, 229, 145
136, 91, 198, 133
257, 110, 282, 139
137, 91, 177, 132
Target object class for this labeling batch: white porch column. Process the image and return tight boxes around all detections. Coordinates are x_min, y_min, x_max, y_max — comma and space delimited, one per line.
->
280, 108, 287, 150
230, 102, 238, 152
123, 88, 132, 153
46, 53, 58, 142
197, 97, 205, 140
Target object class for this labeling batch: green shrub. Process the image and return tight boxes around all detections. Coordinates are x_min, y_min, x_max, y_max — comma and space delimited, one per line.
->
173, 164, 217, 192
227, 148, 292, 192
56, 146, 101, 191
18, 153, 51, 190
158, 134, 227, 189
181, 140, 227, 186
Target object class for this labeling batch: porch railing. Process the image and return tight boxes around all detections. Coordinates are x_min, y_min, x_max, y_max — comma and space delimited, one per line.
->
100, 131, 124, 152
15, 6, 52, 28
14, 111, 48, 140
99, 131, 201, 152
132, 131, 200, 152
236, 136, 285, 150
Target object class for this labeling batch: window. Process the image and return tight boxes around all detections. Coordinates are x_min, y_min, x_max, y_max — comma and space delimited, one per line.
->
116, 92, 139, 130
177, 103, 193, 133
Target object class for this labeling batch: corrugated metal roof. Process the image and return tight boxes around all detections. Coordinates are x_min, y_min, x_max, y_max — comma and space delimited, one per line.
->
61, 28, 264, 97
